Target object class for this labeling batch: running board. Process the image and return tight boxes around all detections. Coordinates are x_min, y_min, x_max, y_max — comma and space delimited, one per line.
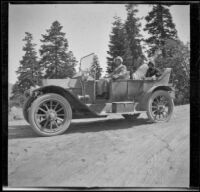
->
86, 101, 138, 115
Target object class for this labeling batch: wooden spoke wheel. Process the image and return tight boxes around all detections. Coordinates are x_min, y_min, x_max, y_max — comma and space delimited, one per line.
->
29, 94, 72, 136
147, 90, 174, 123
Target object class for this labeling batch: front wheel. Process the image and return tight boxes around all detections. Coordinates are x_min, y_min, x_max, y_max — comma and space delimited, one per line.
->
147, 90, 174, 123
29, 93, 72, 136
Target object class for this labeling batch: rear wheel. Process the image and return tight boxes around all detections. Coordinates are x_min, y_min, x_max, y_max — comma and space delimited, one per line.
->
29, 93, 72, 136
147, 90, 174, 123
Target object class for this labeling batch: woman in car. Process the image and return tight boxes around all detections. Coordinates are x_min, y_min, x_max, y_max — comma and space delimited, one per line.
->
96, 56, 128, 98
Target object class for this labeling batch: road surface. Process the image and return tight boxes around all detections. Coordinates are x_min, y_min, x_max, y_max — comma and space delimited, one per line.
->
8, 105, 189, 187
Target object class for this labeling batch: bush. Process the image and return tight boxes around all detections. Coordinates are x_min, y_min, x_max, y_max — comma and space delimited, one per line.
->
9, 106, 23, 121
174, 92, 190, 106
9, 94, 26, 110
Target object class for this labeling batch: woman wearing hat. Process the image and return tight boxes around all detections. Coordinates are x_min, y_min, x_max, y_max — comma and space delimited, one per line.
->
107, 56, 128, 80
96, 56, 128, 98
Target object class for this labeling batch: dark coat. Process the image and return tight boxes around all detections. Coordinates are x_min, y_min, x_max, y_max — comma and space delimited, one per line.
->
145, 67, 161, 78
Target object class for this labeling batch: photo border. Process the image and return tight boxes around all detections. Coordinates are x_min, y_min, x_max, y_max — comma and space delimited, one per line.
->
2, 0, 200, 190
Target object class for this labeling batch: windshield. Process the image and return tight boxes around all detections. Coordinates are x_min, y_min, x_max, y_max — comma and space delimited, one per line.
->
80, 53, 95, 72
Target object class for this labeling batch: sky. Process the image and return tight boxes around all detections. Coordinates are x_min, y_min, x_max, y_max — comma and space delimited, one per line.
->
9, 4, 190, 84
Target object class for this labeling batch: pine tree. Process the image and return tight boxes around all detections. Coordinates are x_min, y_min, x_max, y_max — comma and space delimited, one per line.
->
12, 32, 41, 98
154, 39, 190, 104
144, 5, 178, 57
89, 54, 102, 80
39, 21, 77, 79
124, 4, 143, 73
106, 16, 127, 74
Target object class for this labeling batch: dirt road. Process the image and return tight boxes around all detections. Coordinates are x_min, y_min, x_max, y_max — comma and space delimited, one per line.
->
8, 105, 189, 187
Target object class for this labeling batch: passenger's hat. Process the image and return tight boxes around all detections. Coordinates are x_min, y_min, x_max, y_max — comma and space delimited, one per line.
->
114, 56, 123, 63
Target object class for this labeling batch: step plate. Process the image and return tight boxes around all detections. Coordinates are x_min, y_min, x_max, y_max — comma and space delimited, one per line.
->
112, 102, 137, 113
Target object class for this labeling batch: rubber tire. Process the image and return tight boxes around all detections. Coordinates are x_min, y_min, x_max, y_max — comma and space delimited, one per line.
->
23, 96, 35, 123
29, 93, 72, 137
147, 90, 174, 123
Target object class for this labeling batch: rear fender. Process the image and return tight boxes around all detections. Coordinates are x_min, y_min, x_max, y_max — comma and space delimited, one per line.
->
136, 85, 174, 111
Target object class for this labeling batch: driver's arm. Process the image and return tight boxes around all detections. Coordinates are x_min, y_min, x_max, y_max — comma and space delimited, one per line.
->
105, 71, 114, 78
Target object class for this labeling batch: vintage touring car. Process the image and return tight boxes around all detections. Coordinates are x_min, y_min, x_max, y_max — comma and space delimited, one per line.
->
23, 54, 175, 136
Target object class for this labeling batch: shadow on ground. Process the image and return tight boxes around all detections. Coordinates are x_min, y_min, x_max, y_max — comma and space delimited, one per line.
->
8, 117, 152, 139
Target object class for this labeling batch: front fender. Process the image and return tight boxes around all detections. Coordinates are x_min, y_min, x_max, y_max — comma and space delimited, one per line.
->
30, 85, 103, 118
136, 85, 174, 111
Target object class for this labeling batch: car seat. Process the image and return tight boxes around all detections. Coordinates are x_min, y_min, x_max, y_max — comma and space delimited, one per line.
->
156, 68, 172, 84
